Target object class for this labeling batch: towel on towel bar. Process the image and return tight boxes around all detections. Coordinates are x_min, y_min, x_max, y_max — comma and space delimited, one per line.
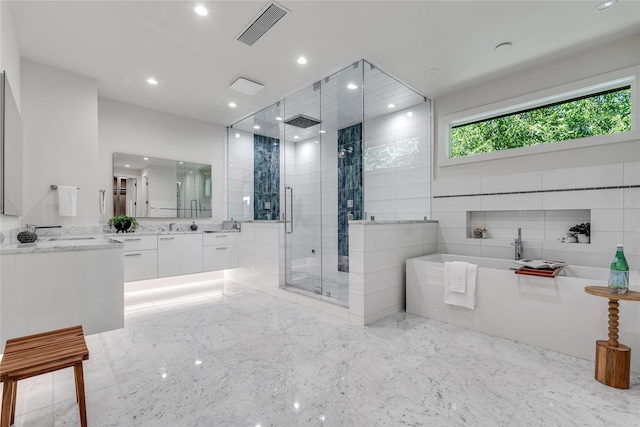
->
444, 261, 478, 309
57, 186, 77, 217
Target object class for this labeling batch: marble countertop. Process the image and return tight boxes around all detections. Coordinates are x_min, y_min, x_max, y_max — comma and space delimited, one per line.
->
107, 229, 240, 237
349, 219, 439, 225
0, 236, 124, 255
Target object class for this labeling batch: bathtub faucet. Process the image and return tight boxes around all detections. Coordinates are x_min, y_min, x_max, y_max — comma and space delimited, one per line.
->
511, 228, 523, 260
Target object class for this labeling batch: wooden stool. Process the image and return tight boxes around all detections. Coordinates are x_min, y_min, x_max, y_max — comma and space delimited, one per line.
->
0, 325, 89, 427
584, 286, 640, 389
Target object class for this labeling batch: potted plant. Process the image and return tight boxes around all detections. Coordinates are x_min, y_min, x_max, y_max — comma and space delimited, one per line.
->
108, 215, 139, 233
569, 222, 590, 243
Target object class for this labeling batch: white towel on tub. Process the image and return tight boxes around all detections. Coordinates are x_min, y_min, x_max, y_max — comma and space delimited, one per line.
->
449, 261, 468, 293
57, 185, 77, 217
444, 261, 478, 309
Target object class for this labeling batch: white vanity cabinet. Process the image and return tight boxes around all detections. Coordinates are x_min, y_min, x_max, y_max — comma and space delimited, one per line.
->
158, 234, 203, 277
122, 235, 158, 281
202, 232, 238, 271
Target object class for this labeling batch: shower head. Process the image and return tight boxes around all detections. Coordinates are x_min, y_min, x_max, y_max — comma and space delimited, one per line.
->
284, 114, 322, 129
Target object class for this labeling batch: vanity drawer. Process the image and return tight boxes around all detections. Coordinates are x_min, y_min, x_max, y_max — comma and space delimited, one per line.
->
124, 249, 158, 281
121, 235, 157, 251
203, 245, 238, 271
203, 232, 239, 246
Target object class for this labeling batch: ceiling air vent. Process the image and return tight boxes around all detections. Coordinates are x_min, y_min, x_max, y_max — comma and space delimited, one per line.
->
236, 2, 289, 46
284, 115, 322, 129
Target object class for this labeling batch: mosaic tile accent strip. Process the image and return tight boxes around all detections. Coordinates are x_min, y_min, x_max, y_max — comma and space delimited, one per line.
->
433, 184, 640, 198
253, 134, 280, 220
337, 123, 363, 272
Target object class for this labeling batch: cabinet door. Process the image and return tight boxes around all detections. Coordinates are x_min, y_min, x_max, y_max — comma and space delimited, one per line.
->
124, 250, 158, 281
158, 234, 203, 277
203, 245, 238, 271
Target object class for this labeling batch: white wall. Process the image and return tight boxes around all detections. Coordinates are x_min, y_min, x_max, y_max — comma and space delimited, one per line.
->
434, 35, 640, 180
22, 60, 99, 226
98, 98, 225, 222
432, 35, 640, 271
0, 2, 21, 233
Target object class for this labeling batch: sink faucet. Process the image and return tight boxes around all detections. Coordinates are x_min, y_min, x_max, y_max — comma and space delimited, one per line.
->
511, 227, 523, 260
169, 223, 176, 231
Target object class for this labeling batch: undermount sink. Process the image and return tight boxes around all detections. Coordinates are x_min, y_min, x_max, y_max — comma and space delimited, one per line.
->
48, 237, 96, 241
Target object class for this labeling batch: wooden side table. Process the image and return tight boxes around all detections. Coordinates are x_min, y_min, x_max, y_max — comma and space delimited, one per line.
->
584, 286, 640, 389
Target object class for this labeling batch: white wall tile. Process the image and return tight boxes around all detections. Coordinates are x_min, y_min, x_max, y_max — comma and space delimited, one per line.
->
625, 188, 640, 209
397, 225, 425, 247
623, 162, 640, 185
433, 178, 481, 197
364, 248, 398, 273
624, 209, 640, 233
432, 196, 482, 212
543, 189, 623, 210
363, 267, 403, 294
481, 171, 542, 193
591, 209, 624, 232
542, 164, 623, 190
481, 193, 543, 211
364, 227, 398, 251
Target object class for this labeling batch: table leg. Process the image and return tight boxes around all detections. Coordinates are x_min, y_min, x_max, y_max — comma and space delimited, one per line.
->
607, 299, 619, 347
9, 382, 16, 426
1, 379, 14, 427
74, 362, 88, 427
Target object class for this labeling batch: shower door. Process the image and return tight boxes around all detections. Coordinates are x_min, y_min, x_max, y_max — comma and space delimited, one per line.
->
282, 62, 364, 306
283, 84, 326, 297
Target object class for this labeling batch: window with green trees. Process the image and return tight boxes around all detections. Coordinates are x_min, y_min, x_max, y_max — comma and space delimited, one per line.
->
450, 86, 631, 158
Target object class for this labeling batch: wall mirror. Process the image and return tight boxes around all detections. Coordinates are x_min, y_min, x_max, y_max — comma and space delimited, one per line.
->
1, 71, 24, 216
113, 153, 212, 218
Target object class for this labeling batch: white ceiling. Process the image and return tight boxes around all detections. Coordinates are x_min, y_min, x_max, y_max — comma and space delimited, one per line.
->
8, 1, 640, 127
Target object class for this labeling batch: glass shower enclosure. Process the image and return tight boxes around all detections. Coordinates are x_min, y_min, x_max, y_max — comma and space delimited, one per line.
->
228, 60, 431, 306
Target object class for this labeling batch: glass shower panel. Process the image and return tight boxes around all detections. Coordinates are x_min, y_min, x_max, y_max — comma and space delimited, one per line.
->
320, 62, 363, 302
362, 61, 431, 221
282, 84, 323, 295
227, 102, 284, 221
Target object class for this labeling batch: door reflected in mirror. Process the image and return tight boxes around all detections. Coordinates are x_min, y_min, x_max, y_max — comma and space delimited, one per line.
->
113, 153, 212, 218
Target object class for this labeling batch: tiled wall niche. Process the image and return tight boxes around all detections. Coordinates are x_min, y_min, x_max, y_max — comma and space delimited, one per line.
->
468, 209, 591, 242
433, 162, 640, 269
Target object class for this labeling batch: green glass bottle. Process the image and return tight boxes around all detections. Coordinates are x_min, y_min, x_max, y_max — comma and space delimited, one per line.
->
608, 244, 629, 294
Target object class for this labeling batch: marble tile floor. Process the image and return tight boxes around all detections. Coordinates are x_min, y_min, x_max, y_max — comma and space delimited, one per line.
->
289, 265, 350, 303
4, 278, 640, 427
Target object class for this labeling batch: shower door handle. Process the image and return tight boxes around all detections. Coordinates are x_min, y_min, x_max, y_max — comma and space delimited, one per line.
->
285, 186, 293, 234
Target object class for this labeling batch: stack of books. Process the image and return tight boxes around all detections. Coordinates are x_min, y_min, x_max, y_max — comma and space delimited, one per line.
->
514, 259, 566, 277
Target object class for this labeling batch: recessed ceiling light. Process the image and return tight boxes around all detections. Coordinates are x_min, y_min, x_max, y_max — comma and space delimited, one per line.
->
595, 0, 615, 11
189, 171, 193, 174
254, 125, 260, 129
147, 78, 158, 85
406, 111, 413, 117
143, 157, 149, 160
297, 57, 308, 64
427, 68, 439, 76
294, 135, 299, 139
275, 116, 283, 121
319, 130, 326, 134
495, 42, 512, 52
235, 133, 240, 138
125, 164, 130, 167
194, 5, 208, 16
347, 83, 358, 90
228, 102, 237, 108
387, 103, 395, 109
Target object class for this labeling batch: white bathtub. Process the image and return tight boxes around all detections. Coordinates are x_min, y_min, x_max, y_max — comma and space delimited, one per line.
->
407, 254, 640, 372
